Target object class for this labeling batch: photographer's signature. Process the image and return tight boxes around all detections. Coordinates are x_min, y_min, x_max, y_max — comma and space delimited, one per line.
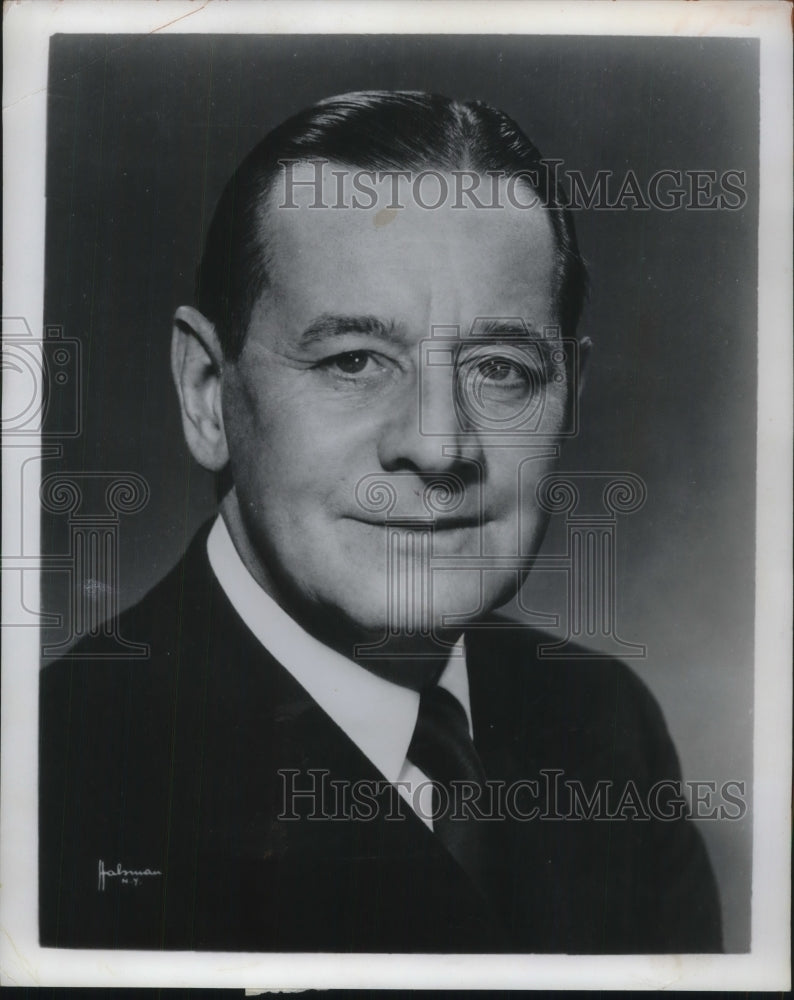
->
97, 859, 162, 891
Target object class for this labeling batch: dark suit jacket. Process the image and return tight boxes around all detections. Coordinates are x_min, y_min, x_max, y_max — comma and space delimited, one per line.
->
40, 525, 722, 953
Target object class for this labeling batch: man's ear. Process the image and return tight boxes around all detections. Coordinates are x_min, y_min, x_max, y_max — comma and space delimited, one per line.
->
171, 305, 229, 472
575, 335, 593, 399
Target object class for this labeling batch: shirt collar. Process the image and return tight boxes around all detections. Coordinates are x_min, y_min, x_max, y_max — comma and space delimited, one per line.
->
207, 515, 470, 784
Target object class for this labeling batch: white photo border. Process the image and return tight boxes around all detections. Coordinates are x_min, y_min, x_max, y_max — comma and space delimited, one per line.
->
2, 0, 790, 990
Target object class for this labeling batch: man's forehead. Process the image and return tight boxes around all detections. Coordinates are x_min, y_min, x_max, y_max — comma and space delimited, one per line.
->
248, 160, 558, 340
266, 159, 553, 225
263, 161, 555, 266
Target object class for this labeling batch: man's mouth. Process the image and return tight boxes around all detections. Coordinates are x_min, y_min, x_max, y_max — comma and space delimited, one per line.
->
347, 515, 487, 531
429, 517, 484, 531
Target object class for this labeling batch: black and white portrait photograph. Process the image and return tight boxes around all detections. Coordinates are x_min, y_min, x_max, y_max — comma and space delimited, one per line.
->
1, 0, 790, 991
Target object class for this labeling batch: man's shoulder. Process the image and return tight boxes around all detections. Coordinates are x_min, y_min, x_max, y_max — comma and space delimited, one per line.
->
465, 618, 676, 776
467, 617, 662, 710
38, 522, 245, 752
42, 522, 216, 671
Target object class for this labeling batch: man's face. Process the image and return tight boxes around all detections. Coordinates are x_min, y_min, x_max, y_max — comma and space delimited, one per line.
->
220, 164, 570, 648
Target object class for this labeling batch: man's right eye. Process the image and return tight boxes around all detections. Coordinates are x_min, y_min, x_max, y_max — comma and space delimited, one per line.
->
314, 350, 392, 382
330, 351, 370, 375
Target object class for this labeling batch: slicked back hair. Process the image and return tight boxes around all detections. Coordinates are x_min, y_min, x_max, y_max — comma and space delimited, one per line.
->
195, 90, 587, 359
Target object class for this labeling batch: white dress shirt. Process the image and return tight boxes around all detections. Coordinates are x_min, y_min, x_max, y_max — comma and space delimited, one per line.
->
207, 515, 472, 829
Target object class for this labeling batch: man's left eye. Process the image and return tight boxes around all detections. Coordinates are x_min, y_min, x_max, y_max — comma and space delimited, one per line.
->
478, 357, 524, 382
474, 355, 530, 388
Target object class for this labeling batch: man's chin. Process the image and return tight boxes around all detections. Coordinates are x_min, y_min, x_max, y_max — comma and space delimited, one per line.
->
309, 580, 510, 657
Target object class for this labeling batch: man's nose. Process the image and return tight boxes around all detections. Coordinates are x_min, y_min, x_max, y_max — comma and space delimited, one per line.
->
377, 362, 474, 473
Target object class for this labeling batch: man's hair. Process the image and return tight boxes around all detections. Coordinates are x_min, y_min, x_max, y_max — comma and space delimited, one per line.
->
195, 90, 587, 359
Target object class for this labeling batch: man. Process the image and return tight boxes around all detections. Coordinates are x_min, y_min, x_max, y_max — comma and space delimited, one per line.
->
39, 90, 722, 953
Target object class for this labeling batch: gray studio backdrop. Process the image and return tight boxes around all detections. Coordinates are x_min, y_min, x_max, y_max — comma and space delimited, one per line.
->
41, 34, 758, 950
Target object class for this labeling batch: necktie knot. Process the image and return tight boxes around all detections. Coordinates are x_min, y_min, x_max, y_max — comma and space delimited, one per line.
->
407, 685, 484, 791
407, 684, 488, 892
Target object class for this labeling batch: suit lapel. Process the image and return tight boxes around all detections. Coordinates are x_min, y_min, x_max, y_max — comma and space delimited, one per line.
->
167, 543, 501, 949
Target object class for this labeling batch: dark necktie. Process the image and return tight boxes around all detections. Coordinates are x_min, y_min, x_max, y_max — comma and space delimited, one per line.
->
406, 684, 489, 898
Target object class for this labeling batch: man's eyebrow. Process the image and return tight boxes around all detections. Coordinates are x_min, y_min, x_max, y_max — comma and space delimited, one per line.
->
298, 313, 399, 346
477, 318, 539, 337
